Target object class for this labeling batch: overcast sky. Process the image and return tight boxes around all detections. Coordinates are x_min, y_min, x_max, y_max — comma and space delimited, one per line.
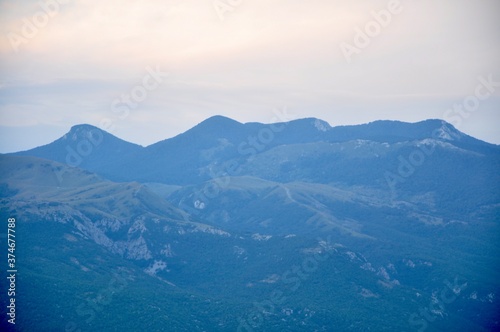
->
0, 0, 499, 152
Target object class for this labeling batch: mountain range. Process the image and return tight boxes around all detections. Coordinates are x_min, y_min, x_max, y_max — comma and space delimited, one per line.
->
13, 116, 499, 185
1, 116, 499, 331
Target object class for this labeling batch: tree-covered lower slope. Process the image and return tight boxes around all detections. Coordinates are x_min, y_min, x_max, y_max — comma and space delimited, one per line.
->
0, 218, 244, 332
0, 212, 497, 331
1, 155, 499, 331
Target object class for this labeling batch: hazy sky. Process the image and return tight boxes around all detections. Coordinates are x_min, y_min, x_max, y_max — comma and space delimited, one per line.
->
0, 0, 499, 152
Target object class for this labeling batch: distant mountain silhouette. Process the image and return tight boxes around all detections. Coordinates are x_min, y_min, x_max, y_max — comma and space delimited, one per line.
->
12, 116, 498, 186
13, 124, 143, 180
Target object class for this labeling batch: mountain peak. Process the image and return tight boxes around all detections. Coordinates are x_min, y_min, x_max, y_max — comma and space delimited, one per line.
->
184, 115, 244, 136
197, 115, 242, 128
416, 119, 463, 141
63, 124, 106, 143
283, 117, 332, 132
69, 123, 100, 131
312, 118, 331, 132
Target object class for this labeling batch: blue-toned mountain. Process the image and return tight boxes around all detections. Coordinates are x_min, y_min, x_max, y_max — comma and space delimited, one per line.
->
12, 116, 499, 185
